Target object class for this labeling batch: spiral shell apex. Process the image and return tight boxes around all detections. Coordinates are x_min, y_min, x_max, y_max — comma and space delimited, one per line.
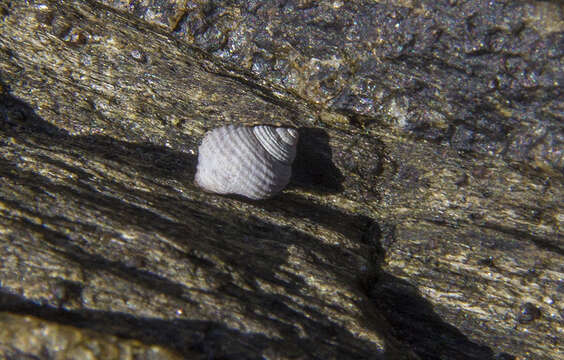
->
195, 124, 299, 200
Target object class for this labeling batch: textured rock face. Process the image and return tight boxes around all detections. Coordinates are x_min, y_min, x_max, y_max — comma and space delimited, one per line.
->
0, 1, 563, 360
0, 312, 184, 360
99, 0, 563, 173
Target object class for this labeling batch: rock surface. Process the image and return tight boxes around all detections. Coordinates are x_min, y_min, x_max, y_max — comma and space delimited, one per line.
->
0, 1, 562, 359
0, 312, 185, 359
98, 0, 564, 173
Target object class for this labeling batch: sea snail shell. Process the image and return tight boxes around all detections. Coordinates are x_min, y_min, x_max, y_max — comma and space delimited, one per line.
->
195, 124, 299, 200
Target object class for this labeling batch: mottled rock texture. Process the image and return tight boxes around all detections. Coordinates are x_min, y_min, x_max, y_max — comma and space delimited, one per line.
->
0, 312, 184, 360
0, 1, 562, 360
99, 0, 563, 173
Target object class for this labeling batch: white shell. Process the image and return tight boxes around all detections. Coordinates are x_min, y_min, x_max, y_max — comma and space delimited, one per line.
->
195, 124, 299, 200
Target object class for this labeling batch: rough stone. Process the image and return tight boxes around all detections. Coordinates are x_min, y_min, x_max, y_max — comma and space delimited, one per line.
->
99, 0, 563, 173
0, 1, 562, 360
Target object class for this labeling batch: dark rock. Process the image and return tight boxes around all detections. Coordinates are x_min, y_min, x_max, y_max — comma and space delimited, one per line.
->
0, 1, 562, 359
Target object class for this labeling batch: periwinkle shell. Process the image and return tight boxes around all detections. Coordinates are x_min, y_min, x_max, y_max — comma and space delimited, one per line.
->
195, 124, 299, 200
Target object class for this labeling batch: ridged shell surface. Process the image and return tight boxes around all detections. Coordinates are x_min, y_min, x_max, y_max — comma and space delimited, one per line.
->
195, 125, 299, 200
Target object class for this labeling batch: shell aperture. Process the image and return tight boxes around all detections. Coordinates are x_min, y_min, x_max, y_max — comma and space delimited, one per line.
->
194, 125, 299, 200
